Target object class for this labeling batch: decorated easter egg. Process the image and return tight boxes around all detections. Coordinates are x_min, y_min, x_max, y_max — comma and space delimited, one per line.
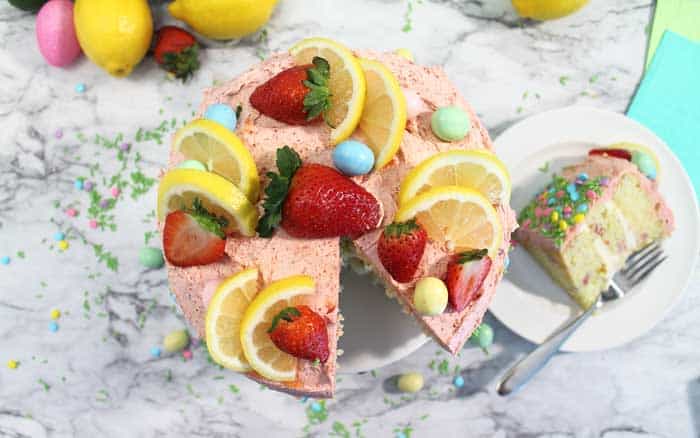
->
36, 0, 81, 67
431, 106, 471, 142
413, 277, 448, 316
332, 140, 375, 176
204, 103, 237, 131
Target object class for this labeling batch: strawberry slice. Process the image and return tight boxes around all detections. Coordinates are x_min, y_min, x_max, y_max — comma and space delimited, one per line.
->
377, 219, 427, 283
445, 249, 492, 312
163, 200, 228, 267
268, 305, 329, 363
588, 148, 632, 161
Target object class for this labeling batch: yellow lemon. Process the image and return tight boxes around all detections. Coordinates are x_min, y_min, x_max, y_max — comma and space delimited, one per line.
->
512, 0, 589, 21
74, 0, 153, 77
168, 0, 278, 40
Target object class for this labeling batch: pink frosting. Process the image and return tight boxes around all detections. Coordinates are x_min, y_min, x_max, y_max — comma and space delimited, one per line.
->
165, 50, 516, 395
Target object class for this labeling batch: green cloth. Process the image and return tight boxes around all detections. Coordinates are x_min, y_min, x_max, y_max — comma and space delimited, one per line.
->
628, 31, 700, 196
646, 0, 700, 68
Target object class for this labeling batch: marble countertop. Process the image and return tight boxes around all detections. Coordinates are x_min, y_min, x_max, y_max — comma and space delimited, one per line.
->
1, 0, 698, 436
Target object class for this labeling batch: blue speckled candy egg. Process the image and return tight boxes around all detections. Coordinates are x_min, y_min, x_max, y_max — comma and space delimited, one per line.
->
332, 140, 375, 176
430, 106, 470, 141
204, 103, 237, 131
631, 150, 657, 180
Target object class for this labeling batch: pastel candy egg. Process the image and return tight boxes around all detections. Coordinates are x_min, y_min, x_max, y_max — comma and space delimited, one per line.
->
413, 277, 448, 316
576, 203, 588, 213
163, 329, 190, 353
204, 103, 237, 132
177, 159, 207, 171
397, 372, 424, 393
402, 88, 427, 119
631, 151, 657, 180
35, 0, 81, 67
431, 106, 470, 142
332, 140, 375, 176
139, 247, 164, 269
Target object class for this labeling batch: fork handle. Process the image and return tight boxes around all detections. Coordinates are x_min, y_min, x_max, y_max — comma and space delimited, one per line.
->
497, 301, 598, 396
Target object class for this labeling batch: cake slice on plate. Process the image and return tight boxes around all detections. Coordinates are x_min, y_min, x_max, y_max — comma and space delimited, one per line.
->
516, 144, 674, 308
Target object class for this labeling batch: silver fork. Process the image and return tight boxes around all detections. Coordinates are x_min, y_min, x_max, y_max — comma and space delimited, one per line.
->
497, 241, 667, 396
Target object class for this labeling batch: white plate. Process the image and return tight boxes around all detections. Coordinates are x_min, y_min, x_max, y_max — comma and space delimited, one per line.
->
490, 106, 700, 352
337, 267, 428, 373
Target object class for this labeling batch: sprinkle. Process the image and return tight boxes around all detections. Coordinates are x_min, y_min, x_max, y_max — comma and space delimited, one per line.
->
578, 172, 589, 181
48, 321, 59, 332
577, 203, 589, 213
7, 360, 18, 369
119, 142, 131, 152
190, 338, 201, 348
53, 232, 65, 241
74, 179, 84, 190
563, 206, 573, 215
547, 198, 555, 206
66, 208, 77, 217
396, 432, 407, 438
83, 181, 93, 191
573, 213, 585, 224
600, 177, 610, 187
58, 240, 69, 251
563, 211, 571, 218
50, 309, 61, 320
99, 199, 111, 209
555, 190, 565, 199
550, 211, 559, 222
110, 187, 121, 198
75, 83, 86, 93
150, 346, 162, 358
559, 220, 568, 231
0, 256, 10, 265
542, 207, 553, 216
534, 207, 545, 218
570, 191, 580, 202
548, 187, 556, 194
453, 375, 465, 388
88, 219, 98, 229
54, 129, 63, 139
182, 350, 193, 360
586, 190, 597, 201
310, 401, 322, 412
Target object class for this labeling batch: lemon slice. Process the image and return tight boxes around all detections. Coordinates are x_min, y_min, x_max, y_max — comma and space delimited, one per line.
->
172, 119, 260, 202
290, 37, 366, 145
240, 275, 316, 382
357, 58, 407, 169
157, 169, 258, 237
395, 185, 503, 255
399, 150, 511, 206
205, 268, 260, 372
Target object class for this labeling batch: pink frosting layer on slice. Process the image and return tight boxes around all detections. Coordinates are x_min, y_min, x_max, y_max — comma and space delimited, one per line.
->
165, 50, 516, 396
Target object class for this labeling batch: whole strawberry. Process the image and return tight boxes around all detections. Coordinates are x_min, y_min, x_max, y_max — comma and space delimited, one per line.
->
257, 146, 382, 238
250, 56, 331, 125
445, 249, 492, 312
153, 26, 200, 82
268, 305, 329, 363
377, 219, 427, 283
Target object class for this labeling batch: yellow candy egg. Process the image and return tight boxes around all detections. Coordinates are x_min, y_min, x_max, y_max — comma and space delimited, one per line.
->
559, 220, 568, 231
7, 359, 18, 369
50, 309, 61, 320
573, 213, 585, 224
58, 240, 69, 251
413, 277, 448, 316
397, 372, 424, 393
550, 211, 559, 222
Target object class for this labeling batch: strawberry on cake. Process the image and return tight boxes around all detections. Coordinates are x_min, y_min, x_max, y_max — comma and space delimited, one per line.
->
158, 37, 516, 398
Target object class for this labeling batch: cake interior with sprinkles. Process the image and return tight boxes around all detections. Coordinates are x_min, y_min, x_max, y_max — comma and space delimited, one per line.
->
515, 143, 674, 309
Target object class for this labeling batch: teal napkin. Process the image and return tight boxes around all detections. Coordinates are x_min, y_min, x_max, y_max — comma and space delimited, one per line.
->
628, 31, 700, 196
646, 0, 700, 68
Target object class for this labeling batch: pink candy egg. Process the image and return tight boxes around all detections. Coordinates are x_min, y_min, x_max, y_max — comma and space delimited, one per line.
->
402, 88, 427, 119
36, 0, 81, 67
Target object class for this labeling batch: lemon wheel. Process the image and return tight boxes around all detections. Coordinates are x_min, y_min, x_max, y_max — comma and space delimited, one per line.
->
205, 268, 260, 371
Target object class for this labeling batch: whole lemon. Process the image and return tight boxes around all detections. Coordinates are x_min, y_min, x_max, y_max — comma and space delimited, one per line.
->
512, 0, 589, 21
168, 0, 278, 40
74, 0, 153, 77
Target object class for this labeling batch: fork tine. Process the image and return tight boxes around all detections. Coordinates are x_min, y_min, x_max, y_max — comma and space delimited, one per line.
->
626, 246, 664, 277
623, 242, 659, 273
628, 255, 668, 286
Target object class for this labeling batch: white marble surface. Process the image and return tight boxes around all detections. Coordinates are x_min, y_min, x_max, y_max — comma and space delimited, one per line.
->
1, 0, 699, 437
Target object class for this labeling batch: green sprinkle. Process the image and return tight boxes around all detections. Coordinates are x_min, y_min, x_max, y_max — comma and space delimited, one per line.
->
229, 384, 239, 394
559, 76, 569, 85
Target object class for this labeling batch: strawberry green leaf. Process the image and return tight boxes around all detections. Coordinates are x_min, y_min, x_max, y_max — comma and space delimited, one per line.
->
384, 219, 420, 237
268, 306, 301, 333
456, 248, 488, 264
257, 147, 302, 237
163, 45, 200, 82
302, 56, 332, 122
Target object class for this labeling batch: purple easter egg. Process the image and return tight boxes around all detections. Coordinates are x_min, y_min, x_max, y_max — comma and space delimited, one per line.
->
36, 0, 81, 67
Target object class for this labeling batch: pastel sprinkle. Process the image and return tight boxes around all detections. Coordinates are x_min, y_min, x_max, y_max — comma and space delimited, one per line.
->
563, 211, 571, 218
577, 203, 588, 213
119, 142, 131, 152
54, 129, 63, 139
563, 206, 573, 215
150, 346, 161, 358
7, 359, 18, 369
53, 232, 65, 241
75, 83, 86, 93
559, 220, 568, 231
550, 211, 559, 222
66, 208, 77, 217
58, 240, 69, 251
578, 173, 589, 181
48, 321, 59, 332
548, 187, 556, 194
586, 190, 597, 201
50, 309, 61, 320
182, 350, 193, 360
100, 199, 111, 209
88, 219, 98, 229
600, 177, 610, 186
573, 214, 585, 224
310, 401, 322, 412
83, 181, 93, 191
453, 375, 465, 388
547, 198, 555, 206
1, 256, 10, 265
396, 432, 407, 438
542, 207, 553, 216
110, 187, 120, 198
74, 179, 84, 190
555, 190, 564, 199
